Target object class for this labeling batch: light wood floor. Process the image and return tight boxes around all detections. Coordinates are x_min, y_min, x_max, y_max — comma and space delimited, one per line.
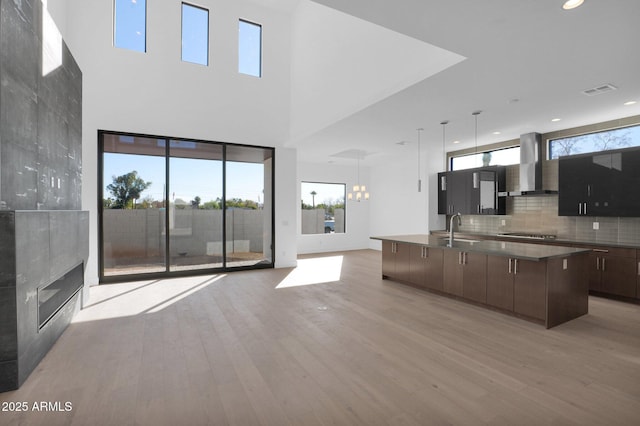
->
2, 249, 640, 425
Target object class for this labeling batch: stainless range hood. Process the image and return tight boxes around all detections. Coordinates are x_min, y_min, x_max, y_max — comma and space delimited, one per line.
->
509, 132, 558, 196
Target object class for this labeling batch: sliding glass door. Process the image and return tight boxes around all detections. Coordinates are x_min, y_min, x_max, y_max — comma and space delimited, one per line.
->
225, 145, 273, 268
99, 131, 274, 281
169, 140, 223, 272
102, 134, 167, 276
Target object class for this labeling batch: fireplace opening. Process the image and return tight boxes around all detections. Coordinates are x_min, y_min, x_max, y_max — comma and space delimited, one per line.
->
38, 263, 84, 330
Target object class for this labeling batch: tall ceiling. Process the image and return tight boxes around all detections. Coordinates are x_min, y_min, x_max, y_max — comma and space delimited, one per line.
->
288, 0, 640, 167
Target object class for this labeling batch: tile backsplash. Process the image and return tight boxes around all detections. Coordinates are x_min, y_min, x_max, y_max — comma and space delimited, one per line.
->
456, 162, 640, 246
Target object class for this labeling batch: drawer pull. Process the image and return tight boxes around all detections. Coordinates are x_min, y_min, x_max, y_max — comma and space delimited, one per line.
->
514, 259, 518, 275
508, 258, 512, 274
596, 257, 600, 270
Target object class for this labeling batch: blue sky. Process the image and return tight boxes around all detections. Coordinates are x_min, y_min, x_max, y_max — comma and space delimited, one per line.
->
114, 0, 146, 52
301, 182, 345, 207
104, 153, 265, 205
182, 3, 208, 65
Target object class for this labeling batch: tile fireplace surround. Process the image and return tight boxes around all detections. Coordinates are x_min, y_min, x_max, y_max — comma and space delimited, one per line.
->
0, 211, 89, 392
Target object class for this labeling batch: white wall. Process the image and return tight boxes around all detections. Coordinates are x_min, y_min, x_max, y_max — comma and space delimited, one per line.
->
275, 148, 298, 268
368, 146, 445, 250
59, 0, 296, 285
297, 162, 371, 254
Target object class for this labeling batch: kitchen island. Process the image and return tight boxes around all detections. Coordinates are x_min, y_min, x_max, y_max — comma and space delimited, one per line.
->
371, 234, 591, 328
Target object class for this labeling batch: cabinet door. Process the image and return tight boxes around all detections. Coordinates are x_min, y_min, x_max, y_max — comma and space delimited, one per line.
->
408, 245, 426, 286
601, 255, 637, 298
462, 252, 487, 303
437, 172, 448, 215
395, 243, 411, 283
637, 251, 640, 300
619, 149, 640, 216
424, 248, 444, 292
514, 259, 547, 321
486, 256, 514, 311
587, 251, 603, 292
589, 153, 619, 216
448, 171, 469, 215
469, 170, 497, 215
558, 156, 590, 216
382, 241, 395, 278
443, 250, 463, 296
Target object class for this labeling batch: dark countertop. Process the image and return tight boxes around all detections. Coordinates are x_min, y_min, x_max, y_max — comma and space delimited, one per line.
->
370, 234, 590, 261
429, 230, 640, 250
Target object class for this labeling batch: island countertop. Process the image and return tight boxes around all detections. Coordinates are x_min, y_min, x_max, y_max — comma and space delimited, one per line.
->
370, 234, 590, 261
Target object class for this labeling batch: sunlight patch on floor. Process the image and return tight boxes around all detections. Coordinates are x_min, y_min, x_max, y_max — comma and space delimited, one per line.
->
276, 256, 343, 289
73, 274, 226, 322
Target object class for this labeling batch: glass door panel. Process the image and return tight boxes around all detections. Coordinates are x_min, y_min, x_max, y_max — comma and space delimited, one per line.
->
102, 134, 166, 276
225, 145, 273, 268
168, 140, 223, 272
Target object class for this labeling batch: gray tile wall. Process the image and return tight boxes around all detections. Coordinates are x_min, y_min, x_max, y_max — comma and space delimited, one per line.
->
0, 0, 82, 211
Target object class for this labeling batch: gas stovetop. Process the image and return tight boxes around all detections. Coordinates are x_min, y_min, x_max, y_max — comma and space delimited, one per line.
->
497, 232, 557, 240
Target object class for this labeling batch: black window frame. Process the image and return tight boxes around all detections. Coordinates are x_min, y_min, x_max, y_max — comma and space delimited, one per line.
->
98, 130, 275, 283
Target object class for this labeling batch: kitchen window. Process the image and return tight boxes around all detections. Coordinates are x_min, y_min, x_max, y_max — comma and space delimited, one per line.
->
450, 146, 520, 171
548, 124, 640, 159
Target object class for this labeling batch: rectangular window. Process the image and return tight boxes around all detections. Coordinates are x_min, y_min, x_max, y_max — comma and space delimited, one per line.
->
301, 182, 346, 235
548, 124, 640, 159
451, 146, 520, 171
181, 3, 209, 66
239, 19, 262, 77
114, 0, 146, 52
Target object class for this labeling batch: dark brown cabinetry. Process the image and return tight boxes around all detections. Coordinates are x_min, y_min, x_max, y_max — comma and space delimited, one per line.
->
637, 250, 640, 299
443, 250, 487, 302
512, 259, 547, 321
584, 247, 637, 298
409, 245, 444, 291
487, 256, 547, 319
486, 256, 515, 311
382, 241, 410, 282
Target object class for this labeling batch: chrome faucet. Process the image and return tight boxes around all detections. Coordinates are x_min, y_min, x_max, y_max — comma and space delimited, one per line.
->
449, 213, 462, 247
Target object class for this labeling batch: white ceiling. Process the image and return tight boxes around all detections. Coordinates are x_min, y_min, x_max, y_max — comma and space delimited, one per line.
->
287, 0, 640, 167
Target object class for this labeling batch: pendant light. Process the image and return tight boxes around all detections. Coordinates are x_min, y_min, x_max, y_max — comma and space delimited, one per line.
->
347, 151, 369, 202
472, 110, 481, 167
417, 128, 424, 192
440, 120, 449, 171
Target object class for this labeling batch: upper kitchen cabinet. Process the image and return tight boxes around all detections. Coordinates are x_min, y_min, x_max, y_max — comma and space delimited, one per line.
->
558, 146, 640, 217
438, 166, 506, 215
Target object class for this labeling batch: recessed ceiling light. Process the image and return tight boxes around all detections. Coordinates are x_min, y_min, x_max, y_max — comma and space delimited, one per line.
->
623, 100, 637, 106
453, 140, 460, 144
551, 118, 562, 122
562, 0, 584, 10
493, 131, 501, 135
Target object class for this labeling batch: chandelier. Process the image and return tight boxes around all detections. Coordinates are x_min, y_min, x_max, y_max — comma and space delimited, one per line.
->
348, 151, 369, 201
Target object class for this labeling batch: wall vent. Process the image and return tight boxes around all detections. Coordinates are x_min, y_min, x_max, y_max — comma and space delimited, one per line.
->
582, 83, 617, 96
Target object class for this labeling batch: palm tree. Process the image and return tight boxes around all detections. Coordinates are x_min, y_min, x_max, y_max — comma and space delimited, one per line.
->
310, 190, 317, 208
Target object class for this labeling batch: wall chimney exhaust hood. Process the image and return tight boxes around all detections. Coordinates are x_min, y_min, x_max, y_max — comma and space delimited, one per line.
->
509, 132, 558, 196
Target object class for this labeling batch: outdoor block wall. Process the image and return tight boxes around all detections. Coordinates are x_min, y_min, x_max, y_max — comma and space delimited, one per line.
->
103, 208, 267, 265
